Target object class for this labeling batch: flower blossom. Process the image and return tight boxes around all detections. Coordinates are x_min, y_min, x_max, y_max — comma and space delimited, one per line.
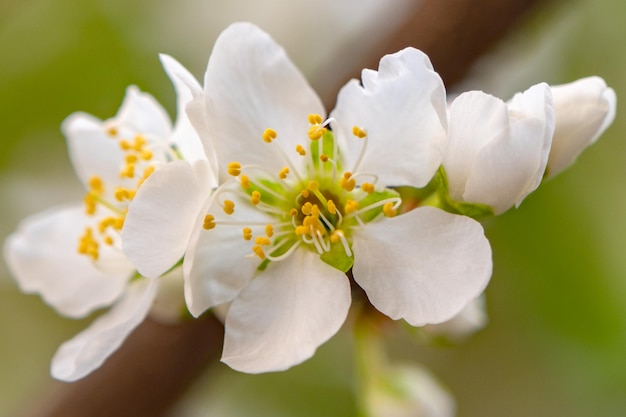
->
3, 55, 208, 381
124, 22, 492, 373
546, 76, 616, 178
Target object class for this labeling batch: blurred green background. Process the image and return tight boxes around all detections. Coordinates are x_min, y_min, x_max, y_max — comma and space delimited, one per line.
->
1, 0, 625, 416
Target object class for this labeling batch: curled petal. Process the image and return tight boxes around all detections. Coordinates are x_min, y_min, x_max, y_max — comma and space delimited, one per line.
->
352, 207, 492, 326
159, 54, 208, 163
204, 22, 324, 178
183, 181, 272, 317
123, 159, 215, 278
332, 47, 446, 187
547, 76, 616, 178
222, 249, 351, 373
4, 205, 131, 318
51, 278, 157, 381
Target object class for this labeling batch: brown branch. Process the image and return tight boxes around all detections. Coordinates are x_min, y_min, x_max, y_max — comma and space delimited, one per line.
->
23, 314, 223, 417
314, 0, 552, 109
20, 0, 552, 415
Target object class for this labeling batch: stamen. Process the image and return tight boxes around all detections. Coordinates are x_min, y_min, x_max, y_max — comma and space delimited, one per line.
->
141, 149, 153, 161
345, 199, 359, 214
327, 200, 337, 215
308, 114, 323, 125
104, 236, 114, 246
203, 214, 216, 230
106, 126, 118, 137
262, 128, 277, 143
278, 166, 290, 179
240, 174, 251, 189
223, 200, 235, 215
243, 227, 253, 241
250, 191, 261, 205
352, 126, 367, 139
383, 202, 397, 217
320, 154, 329, 163
266, 241, 301, 262
340, 172, 356, 192
252, 245, 266, 260
255, 236, 271, 246
331, 230, 353, 257
361, 182, 375, 194
228, 162, 242, 176
120, 163, 135, 179
295, 144, 306, 156
265, 224, 274, 238
88, 176, 104, 194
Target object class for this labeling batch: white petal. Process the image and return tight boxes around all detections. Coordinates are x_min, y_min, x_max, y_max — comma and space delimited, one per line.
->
423, 295, 488, 341
63, 112, 126, 190
182, 181, 270, 317
547, 76, 616, 178
463, 83, 554, 213
4, 205, 132, 318
222, 249, 351, 373
51, 278, 157, 382
444, 91, 510, 201
112, 85, 172, 140
159, 54, 208, 163
331, 48, 447, 187
122, 159, 214, 278
352, 207, 492, 326
204, 22, 325, 177
148, 266, 186, 324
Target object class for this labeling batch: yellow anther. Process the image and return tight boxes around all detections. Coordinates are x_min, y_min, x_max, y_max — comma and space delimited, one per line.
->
279, 166, 290, 179
265, 224, 274, 238
114, 187, 136, 202
106, 126, 118, 137
77, 227, 99, 260
133, 134, 147, 150
141, 166, 156, 183
295, 225, 308, 235
308, 114, 323, 125
120, 140, 132, 151
295, 144, 306, 156
98, 216, 115, 233
352, 126, 367, 138
125, 154, 138, 164
289, 208, 298, 217
307, 181, 319, 192
330, 230, 344, 243
303, 215, 323, 232
88, 176, 104, 194
252, 245, 266, 260
345, 199, 359, 214
300, 189, 310, 198
240, 174, 251, 189
113, 217, 125, 230
223, 200, 235, 215
327, 200, 337, 215
104, 236, 114, 246
320, 154, 329, 163
383, 202, 397, 217
262, 128, 277, 143
308, 125, 326, 141
361, 182, 375, 194
140, 148, 153, 161
301, 202, 313, 216
310, 204, 320, 218
250, 191, 261, 205
255, 236, 271, 246
120, 163, 135, 179
243, 227, 253, 241
203, 214, 216, 230
227, 162, 242, 176
340, 172, 356, 192
84, 194, 97, 215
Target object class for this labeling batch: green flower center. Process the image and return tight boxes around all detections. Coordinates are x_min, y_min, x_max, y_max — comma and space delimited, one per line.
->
203, 114, 401, 272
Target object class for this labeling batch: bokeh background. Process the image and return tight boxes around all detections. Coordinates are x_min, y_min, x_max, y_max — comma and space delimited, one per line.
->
1, 0, 625, 416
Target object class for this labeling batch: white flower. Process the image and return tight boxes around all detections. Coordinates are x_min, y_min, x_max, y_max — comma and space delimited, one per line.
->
442, 84, 555, 215
3, 55, 205, 381
364, 364, 456, 417
422, 295, 488, 341
124, 22, 492, 374
546, 76, 616, 178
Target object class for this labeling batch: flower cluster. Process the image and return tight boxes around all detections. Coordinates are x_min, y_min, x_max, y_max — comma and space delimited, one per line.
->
4, 21, 615, 386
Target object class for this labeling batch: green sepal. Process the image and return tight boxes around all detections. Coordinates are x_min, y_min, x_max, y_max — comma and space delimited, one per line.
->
358, 188, 401, 223
430, 166, 494, 220
320, 242, 354, 273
